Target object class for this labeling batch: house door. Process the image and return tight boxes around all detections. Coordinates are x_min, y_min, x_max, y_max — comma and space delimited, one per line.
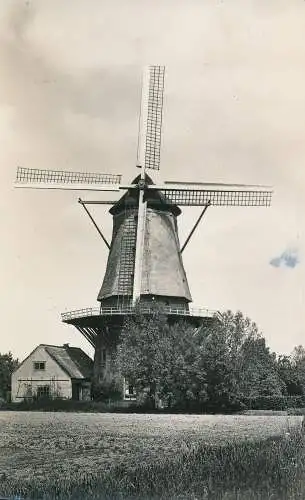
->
72, 382, 81, 401
37, 385, 50, 399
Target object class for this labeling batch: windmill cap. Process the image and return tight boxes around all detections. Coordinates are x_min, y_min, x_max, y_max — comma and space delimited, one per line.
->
109, 173, 181, 216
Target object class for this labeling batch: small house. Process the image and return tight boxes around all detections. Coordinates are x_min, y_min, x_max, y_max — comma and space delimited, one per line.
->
11, 344, 93, 402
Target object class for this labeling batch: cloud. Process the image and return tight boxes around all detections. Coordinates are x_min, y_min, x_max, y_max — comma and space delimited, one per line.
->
270, 249, 300, 269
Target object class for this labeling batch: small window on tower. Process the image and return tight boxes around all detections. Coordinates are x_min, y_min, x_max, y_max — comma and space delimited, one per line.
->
34, 361, 46, 371
101, 349, 107, 366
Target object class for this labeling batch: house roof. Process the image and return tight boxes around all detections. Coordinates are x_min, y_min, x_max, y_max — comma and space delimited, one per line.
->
44, 345, 93, 379
13, 344, 93, 379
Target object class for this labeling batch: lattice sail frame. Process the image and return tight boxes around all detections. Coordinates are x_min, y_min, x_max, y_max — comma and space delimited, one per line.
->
156, 188, 272, 207
16, 167, 121, 185
145, 65, 165, 171
137, 65, 165, 172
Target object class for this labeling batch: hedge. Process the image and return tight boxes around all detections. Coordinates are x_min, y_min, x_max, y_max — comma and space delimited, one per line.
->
240, 395, 305, 411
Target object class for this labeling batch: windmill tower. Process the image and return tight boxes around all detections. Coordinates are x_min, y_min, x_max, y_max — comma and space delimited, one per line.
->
15, 65, 273, 399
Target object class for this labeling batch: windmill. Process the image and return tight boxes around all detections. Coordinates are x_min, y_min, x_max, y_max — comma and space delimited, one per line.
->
15, 65, 273, 399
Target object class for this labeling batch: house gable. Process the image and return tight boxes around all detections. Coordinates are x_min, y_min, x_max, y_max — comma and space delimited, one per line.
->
11, 344, 93, 402
11, 345, 72, 401
12, 345, 69, 381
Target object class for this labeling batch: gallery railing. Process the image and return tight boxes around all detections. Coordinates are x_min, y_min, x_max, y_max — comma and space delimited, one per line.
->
61, 305, 221, 322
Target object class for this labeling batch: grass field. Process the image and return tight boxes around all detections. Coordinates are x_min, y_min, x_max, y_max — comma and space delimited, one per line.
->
0, 412, 304, 499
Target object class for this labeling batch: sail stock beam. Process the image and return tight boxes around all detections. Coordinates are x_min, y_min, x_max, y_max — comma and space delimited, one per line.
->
133, 65, 165, 306
132, 188, 147, 306
77, 200, 118, 205
14, 183, 121, 192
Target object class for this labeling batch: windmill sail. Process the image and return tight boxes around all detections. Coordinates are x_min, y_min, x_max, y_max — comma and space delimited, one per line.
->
147, 182, 273, 207
155, 189, 272, 206
133, 65, 165, 305
137, 65, 165, 171
15, 167, 121, 191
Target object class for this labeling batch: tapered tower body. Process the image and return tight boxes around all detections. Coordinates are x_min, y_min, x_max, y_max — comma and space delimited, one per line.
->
99, 174, 191, 309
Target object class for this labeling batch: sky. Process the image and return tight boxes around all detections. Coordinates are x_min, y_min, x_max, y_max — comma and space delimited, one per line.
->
0, 0, 304, 360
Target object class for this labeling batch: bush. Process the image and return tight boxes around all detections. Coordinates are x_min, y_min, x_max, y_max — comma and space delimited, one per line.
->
157, 395, 305, 414
241, 396, 305, 411
288, 407, 305, 416
3, 395, 305, 415
1, 398, 136, 412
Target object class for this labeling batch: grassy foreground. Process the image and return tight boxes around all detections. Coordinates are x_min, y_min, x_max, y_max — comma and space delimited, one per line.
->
1, 428, 305, 499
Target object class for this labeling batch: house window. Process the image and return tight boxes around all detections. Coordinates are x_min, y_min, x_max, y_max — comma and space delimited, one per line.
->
124, 379, 136, 400
34, 361, 46, 371
36, 385, 50, 399
128, 385, 134, 395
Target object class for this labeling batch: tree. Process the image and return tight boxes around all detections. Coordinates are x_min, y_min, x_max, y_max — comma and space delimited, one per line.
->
0, 352, 19, 401
194, 322, 236, 409
292, 345, 305, 363
158, 321, 207, 408
115, 307, 283, 410
238, 337, 283, 398
115, 307, 207, 408
198, 311, 282, 403
217, 310, 261, 399
277, 355, 303, 396
291, 345, 305, 395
